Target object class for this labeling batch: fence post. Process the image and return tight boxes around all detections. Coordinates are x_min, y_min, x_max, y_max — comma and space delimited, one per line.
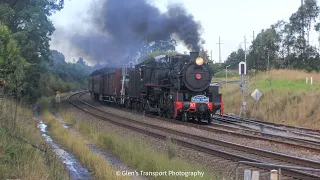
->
306, 77, 308, 84
311, 77, 313, 85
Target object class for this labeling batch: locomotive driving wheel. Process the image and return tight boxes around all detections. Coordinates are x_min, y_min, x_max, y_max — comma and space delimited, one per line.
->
166, 100, 174, 119
144, 100, 151, 114
208, 113, 213, 124
181, 112, 188, 122
125, 99, 131, 109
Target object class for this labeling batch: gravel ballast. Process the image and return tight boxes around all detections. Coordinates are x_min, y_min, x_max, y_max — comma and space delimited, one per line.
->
80, 93, 320, 161
61, 95, 247, 179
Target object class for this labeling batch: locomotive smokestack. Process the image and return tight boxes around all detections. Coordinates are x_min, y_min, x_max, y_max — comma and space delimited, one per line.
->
189, 52, 199, 62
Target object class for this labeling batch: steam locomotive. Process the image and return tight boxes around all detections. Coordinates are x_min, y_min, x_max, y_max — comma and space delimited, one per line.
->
88, 52, 224, 123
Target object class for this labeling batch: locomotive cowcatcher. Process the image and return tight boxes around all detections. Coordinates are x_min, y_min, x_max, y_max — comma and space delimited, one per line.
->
88, 51, 224, 124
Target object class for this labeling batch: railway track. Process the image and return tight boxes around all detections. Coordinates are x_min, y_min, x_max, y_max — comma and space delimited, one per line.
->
214, 115, 320, 143
69, 92, 320, 180
156, 116, 320, 151
225, 114, 320, 135
83, 94, 320, 151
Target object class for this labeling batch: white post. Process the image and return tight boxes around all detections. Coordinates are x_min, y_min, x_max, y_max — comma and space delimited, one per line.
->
270, 170, 279, 180
306, 77, 308, 84
244, 169, 251, 180
226, 66, 227, 85
252, 171, 260, 180
311, 77, 313, 85
226, 65, 230, 89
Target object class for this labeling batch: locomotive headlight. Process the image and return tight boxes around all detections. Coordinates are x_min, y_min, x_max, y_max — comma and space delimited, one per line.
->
195, 57, 204, 65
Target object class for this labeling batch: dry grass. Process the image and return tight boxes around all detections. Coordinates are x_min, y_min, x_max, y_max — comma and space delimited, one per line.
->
59, 111, 218, 180
0, 98, 69, 180
258, 69, 320, 81
41, 109, 127, 180
221, 69, 320, 129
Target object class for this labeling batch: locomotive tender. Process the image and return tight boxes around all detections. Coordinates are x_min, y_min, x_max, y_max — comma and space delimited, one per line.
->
88, 51, 224, 123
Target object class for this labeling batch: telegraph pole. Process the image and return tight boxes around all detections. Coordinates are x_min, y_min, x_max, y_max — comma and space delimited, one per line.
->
216, 36, 223, 63
252, 31, 255, 42
318, 35, 320, 54
301, 0, 305, 59
244, 35, 248, 64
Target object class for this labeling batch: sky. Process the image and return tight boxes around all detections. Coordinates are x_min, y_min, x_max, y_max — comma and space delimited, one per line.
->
49, 0, 320, 65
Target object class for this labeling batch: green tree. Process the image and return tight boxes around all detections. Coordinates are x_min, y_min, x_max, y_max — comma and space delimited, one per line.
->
0, 25, 28, 95
0, 25, 28, 130
0, 0, 64, 101
243, 0, 320, 72
224, 48, 245, 70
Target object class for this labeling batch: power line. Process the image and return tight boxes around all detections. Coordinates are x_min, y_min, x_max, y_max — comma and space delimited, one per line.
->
216, 36, 223, 63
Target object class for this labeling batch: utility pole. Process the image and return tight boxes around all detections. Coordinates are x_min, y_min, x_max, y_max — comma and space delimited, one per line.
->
211, 50, 213, 62
216, 36, 223, 63
244, 35, 249, 64
301, 0, 305, 60
318, 35, 320, 54
251, 31, 255, 42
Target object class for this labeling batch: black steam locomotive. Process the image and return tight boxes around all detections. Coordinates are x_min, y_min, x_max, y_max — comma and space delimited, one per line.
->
89, 51, 224, 123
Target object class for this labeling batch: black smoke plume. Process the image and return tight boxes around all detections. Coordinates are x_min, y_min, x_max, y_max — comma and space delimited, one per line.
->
71, 0, 203, 65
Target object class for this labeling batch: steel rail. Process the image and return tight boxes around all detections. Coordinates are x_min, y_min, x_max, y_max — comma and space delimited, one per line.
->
224, 114, 320, 135
88, 93, 320, 150
214, 115, 320, 143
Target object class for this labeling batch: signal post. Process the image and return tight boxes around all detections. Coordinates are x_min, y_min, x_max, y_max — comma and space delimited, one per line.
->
239, 62, 246, 116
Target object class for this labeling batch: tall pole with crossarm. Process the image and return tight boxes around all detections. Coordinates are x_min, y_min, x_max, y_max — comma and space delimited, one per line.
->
216, 36, 223, 63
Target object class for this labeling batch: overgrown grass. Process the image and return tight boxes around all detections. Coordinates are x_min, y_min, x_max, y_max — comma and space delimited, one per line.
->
40, 107, 127, 180
254, 79, 320, 93
213, 70, 239, 78
221, 69, 320, 129
59, 111, 218, 180
0, 98, 69, 180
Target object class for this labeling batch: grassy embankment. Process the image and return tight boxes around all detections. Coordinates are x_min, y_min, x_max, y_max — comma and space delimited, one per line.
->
39, 100, 127, 180
212, 70, 240, 82
215, 69, 320, 129
0, 98, 69, 180
55, 108, 219, 180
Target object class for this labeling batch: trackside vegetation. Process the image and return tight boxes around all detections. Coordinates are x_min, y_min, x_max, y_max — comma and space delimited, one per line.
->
220, 69, 320, 129
0, 98, 69, 180
39, 100, 127, 180
57, 109, 220, 180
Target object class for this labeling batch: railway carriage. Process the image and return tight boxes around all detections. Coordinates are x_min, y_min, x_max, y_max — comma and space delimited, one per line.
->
89, 67, 132, 105
88, 51, 224, 124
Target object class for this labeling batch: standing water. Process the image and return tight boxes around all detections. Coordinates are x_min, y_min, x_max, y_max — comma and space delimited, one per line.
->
34, 104, 92, 180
